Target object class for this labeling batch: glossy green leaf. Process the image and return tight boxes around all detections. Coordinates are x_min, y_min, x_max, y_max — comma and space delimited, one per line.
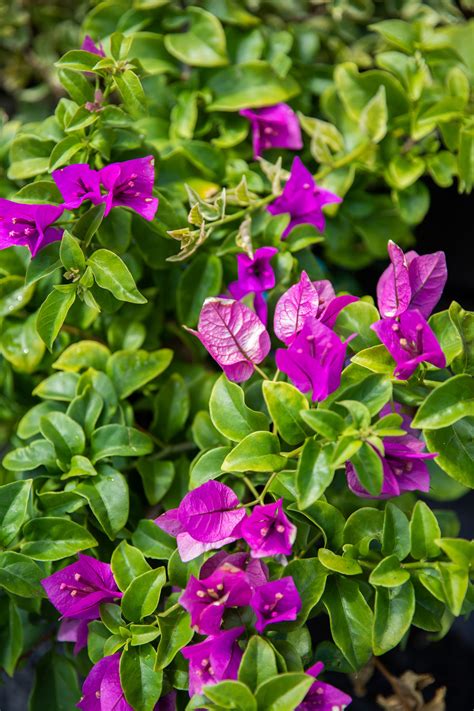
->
122, 567, 166, 622
262, 381, 309, 445
323, 576, 373, 669
373, 582, 415, 655
165, 7, 228, 67
107, 349, 173, 399
296, 439, 335, 509
120, 644, 162, 711
238, 636, 278, 691
222, 432, 287, 472
254, 672, 313, 711
21, 517, 97, 561
209, 375, 269, 441
111, 541, 152, 592
409, 501, 441, 560
88, 249, 147, 304
0, 480, 32, 547
77, 465, 129, 539
36, 285, 76, 350
90, 425, 153, 462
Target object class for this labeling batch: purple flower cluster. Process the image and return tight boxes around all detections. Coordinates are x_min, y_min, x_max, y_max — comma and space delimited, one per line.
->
373, 241, 447, 379
41, 554, 122, 654
0, 156, 158, 258
191, 262, 356, 400
155, 481, 303, 696
239, 103, 303, 159
346, 404, 436, 498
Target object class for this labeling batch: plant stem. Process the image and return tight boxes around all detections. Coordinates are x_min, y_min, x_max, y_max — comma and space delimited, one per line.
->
254, 364, 270, 380
243, 476, 260, 500
258, 471, 278, 503
208, 194, 275, 231
152, 441, 197, 460
314, 141, 371, 181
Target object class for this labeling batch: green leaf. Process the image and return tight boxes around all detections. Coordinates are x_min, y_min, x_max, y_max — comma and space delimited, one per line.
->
254, 673, 313, 711
0, 599, 23, 677
132, 519, 176, 560
90, 425, 153, 462
0, 480, 32, 546
36, 285, 76, 349
222, 432, 287, 472
77, 465, 129, 539
0, 276, 34, 317
0, 552, 44, 598
56, 49, 103, 71
318, 549, 362, 575
343, 508, 383, 556
412, 375, 474, 429
369, 19, 417, 52
283, 558, 328, 627
207, 61, 299, 111
205, 681, 257, 710
300, 409, 345, 440
425, 418, 474, 487
29, 652, 80, 711
323, 576, 373, 670
189, 446, 231, 488
33, 371, 80, 401
290, 501, 345, 550
382, 503, 411, 560
67, 391, 104, 440
332, 374, 392, 417
209, 375, 269, 441
437, 562, 468, 615
360, 85, 387, 143
59, 231, 85, 272
177, 254, 222, 327
122, 567, 166, 622
373, 582, 415, 655
120, 644, 163, 711
165, 7, 228, 67
40, 411, 85, 462
107, 349, 173, 399
114, 70, 148, 119
334, 301, 380, 352
154, 374, 190, 441
369, 555, 410, 587
297, 439, 335, 509
262, 381, 309, 445
429, 309, 463, 365
3, 440, 56, 472
350, 441, 384, 496
239, 636, 278, 691
88, 249, 147, 304
409, 501, 441, 560
49, 136, 84, 171
25, 242, 60, 285
352, 345, 396, 375
138, 459, 175, 505
111, 541, 152, 592
21, 517, 97, 561
72, 203, 107, 244
155, 606, 194, 670
54, 341, 110, 372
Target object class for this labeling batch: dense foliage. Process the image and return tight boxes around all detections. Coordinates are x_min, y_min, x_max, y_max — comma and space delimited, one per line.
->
0, 1, 473, 709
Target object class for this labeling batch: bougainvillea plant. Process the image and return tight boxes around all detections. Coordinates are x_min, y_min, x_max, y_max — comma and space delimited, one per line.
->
0, 1, 473, 710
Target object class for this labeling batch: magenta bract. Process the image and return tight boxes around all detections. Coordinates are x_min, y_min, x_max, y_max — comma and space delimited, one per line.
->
199, 551, 268, 589
377, 241, 447, 319
180, 568, 252, 634
241, 499, 296, 559
346, 407, 436, 498
76, 653, 132, 711
100, 156, 158, 220
52, 156, 158, 221
181, 626, 244, 696
188, 297, 271, 382
239, 103, 303, 159
276, 317, 350, 401
228, 246, 278, 298
41, 554, 122, 621
81, 35, 105, 57
52, 164, 102, 210
274, 271, 357, 344
297, 661, 352, 710
251, 576, 301, 632
57, 618, 89, 655
0, 200, 64, 257
267, 157, 342, 237
372, 309, 446, 380
155, 481, 246, 562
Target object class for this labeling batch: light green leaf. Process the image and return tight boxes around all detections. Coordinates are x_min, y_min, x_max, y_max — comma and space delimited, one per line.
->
88, 249, 147, 304
222, 432, 287, 472
209, 375, 269, 442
